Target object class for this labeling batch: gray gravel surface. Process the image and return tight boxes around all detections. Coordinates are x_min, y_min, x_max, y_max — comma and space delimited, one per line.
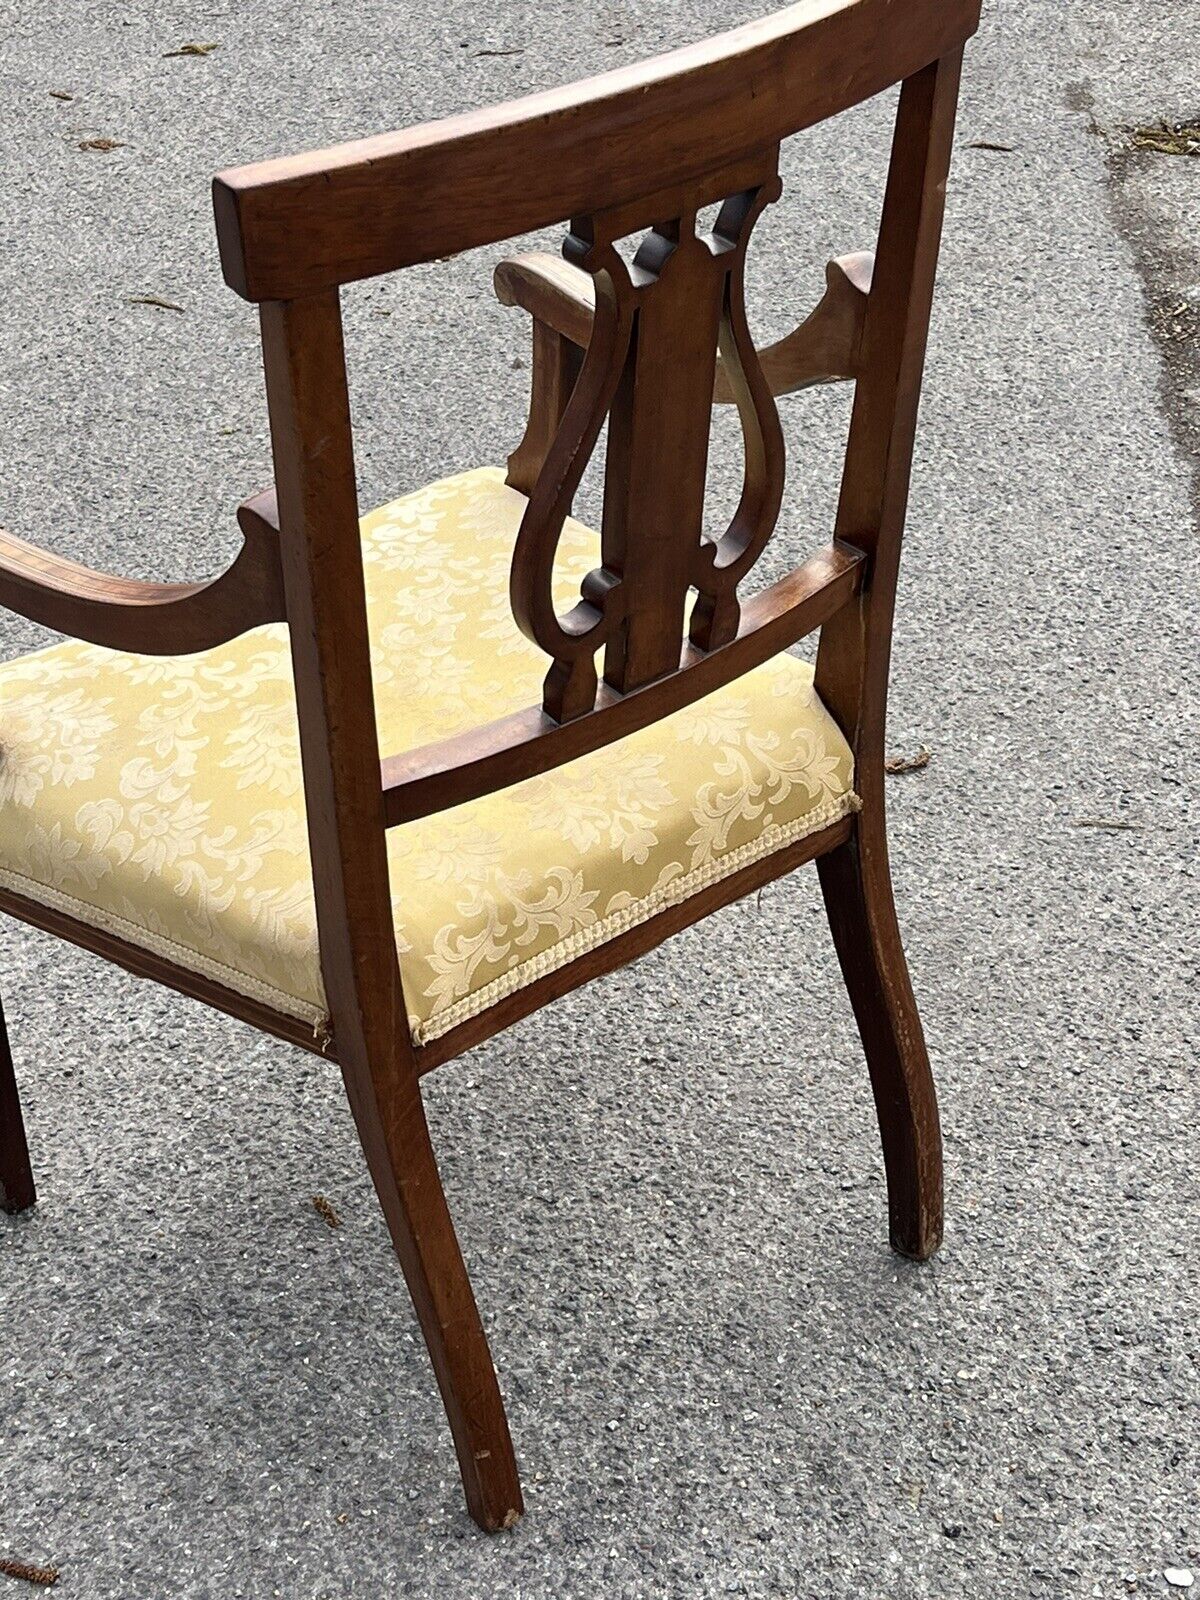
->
1, 1, 1197, 1596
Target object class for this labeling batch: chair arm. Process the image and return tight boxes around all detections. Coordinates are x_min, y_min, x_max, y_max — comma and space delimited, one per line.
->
0, 489, 286, 654
494, 249, 875, 402
494, 251, 598, 350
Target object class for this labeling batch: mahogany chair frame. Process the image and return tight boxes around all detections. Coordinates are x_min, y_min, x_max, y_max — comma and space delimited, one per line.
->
0, 0, 980, 1531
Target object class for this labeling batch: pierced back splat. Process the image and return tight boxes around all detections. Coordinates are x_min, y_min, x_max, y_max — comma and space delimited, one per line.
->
509, 154, 785, 722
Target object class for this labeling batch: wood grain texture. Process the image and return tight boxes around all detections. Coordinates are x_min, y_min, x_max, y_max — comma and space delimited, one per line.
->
213, 0, 980, 299
507, 237, 636, 721
814, 52, 964, 1260
599, 221, 728, 688
495, 252, 597, 351
0, 496, 285, 654
259, 291, 523, 1532
689, 183, 787, 651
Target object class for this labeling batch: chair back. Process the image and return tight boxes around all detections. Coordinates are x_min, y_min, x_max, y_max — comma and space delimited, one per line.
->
211, 0, 979, 1035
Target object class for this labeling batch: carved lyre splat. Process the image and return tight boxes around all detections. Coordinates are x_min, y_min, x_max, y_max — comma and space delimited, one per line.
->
509, 153, 785, 722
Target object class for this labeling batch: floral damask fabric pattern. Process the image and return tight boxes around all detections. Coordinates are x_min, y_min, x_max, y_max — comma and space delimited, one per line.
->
0, 467, 858, 1044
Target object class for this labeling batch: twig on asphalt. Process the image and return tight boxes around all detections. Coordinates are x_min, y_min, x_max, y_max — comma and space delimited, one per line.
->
1071, 817, 1141, 831
884, 747, 932, 774
0, 1556, 60, 1587
126, 295, 186, 313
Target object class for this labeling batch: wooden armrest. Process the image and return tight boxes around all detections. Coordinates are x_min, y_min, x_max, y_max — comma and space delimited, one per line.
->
0, 489, 285, 654
494, 252, 598, 350
494, 249, 875, 401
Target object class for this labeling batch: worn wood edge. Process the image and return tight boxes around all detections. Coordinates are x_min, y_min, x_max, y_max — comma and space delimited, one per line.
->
381, 541, 865, 826
0, 494, 285, 655
0, 885, 331, 1059
494, 251, 598, 348
414, 811, 856, 1072
213, 0, 981, 298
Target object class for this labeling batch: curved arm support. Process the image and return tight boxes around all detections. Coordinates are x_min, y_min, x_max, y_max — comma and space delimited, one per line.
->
495, 249, 875, 403
509, 246, 636, 721
690, 186, 786, 651
713, 249, 874, 401
0, 489, 286, 654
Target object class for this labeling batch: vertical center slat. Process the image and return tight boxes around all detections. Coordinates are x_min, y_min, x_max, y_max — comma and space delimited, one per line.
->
601, 231, 727, 693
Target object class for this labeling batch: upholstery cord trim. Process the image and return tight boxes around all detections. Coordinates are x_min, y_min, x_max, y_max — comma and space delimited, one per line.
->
0, 786, 860, 1052
411, 787, 862, 1045
0, 864, 329, 1036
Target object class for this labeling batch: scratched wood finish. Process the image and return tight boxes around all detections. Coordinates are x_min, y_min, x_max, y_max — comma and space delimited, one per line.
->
714, 251, 875, 402
0, 0, 976, 1534
505, 319, 583, 497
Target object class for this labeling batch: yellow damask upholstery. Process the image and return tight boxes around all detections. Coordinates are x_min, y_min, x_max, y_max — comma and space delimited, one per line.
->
0, 468, 858, 1045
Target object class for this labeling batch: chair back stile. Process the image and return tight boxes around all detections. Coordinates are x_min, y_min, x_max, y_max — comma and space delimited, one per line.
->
816, 51, 964, 786
258, 293, 410, 1075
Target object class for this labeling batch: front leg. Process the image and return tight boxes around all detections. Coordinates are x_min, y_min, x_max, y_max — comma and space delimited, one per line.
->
340, 1059, 524, 1530
0, 992, 36, 1214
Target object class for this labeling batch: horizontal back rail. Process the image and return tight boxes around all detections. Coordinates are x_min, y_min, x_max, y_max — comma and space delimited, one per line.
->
380, 539, 864, 826
214, 0, 981, 300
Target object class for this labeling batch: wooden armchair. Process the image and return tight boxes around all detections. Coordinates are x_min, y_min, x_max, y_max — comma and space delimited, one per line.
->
0, 0, 980, 1531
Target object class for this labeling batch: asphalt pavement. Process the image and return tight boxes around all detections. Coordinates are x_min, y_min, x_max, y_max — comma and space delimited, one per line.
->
0, 1, 1197, 1595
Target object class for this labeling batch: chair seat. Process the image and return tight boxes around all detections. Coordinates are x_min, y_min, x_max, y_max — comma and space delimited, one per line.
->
0, 467, 858, 1046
